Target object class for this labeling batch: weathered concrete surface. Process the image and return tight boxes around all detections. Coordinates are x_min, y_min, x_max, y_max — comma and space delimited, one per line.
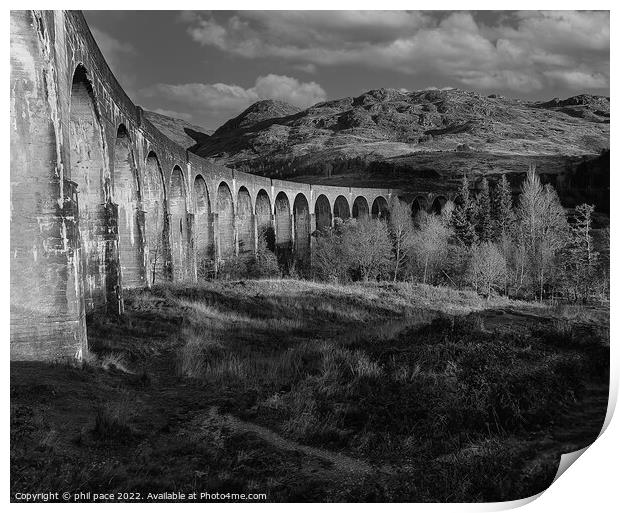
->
10, 11, 453, 361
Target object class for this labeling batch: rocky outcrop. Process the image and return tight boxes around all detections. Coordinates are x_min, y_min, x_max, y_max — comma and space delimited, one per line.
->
535, 94, 610, 123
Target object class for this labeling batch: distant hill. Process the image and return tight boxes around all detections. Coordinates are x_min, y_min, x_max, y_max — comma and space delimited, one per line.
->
143, 110, 213, 150
534, 94, 610, 123
191, 89, 609, 202
214, 99, 301, 135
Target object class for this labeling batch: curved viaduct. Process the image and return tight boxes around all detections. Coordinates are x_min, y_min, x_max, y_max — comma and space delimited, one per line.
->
10, 11, 452, 361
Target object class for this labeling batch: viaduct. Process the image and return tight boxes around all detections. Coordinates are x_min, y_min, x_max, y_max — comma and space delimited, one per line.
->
10, 11, 451, 361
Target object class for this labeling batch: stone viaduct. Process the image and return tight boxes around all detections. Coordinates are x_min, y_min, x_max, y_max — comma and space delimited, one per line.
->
10, 11, 452, 361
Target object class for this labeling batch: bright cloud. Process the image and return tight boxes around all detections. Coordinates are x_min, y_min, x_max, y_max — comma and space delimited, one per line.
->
141, 74, 326, 127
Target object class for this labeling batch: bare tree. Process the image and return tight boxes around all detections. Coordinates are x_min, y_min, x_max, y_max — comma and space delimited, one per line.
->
388, 199, 413, 281
467, 242, 507, 298
343, 218, 393, 281
408, 213, 452, 284
516, 165, 569, 299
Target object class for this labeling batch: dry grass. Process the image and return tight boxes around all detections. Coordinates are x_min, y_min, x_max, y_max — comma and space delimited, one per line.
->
11, 279, 609, 502
92, 399, 134, 441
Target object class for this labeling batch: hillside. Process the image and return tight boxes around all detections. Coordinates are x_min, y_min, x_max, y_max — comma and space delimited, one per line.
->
144, 110, 213, 150
191, 89, 609, 199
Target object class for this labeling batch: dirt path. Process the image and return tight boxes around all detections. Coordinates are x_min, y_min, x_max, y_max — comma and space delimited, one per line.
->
200, 406, 372, 477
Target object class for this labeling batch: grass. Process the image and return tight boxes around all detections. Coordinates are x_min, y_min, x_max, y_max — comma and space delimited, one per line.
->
11, 279, 609, 502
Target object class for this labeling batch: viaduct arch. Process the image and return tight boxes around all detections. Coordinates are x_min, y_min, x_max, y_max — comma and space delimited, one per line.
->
10, 11, 457, 361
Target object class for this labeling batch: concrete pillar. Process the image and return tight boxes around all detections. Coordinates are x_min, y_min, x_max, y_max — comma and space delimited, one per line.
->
208, 212, 216, 260
213, 213, 221, 263
252, 214, 258, 254
186, 212, 196, 283
309, 213, 317, 263
233, 213, 240, 257
105, 202, 123, 316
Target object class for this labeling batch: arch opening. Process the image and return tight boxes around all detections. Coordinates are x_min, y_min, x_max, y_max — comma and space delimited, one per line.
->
352, 196, 370, 219
112, 125, 145, 289
411, 195, 428, 219
255, 189, 274, 251
431, 196, 447, 215
169, 166, 188, 280
237, 187, 253, 256
69, 64, 112, 313
333, 195, 351, 221
314, 194, 332, 232
274, 191, 292, 264
371, 196, 390, 220
216, 182, 235, 259
193, 175, 212, 271
143, 152, 168, 285
293, 194, 310, 263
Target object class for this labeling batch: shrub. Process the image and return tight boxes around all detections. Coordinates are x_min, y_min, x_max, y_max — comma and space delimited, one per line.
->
197, 256, 216, 281
246, 234, 280, 278
312, 218, 392, 282
342, 218, 393, 281
312, 223, 349, 282
216, 255, 248, 280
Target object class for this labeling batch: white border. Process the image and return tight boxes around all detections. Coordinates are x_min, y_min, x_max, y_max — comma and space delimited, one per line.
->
3, 2, 616, 511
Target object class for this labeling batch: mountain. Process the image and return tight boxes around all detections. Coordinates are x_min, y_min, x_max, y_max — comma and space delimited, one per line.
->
191, 89, 609, 202
143, 110, 213, 150
214, 99, 301, 135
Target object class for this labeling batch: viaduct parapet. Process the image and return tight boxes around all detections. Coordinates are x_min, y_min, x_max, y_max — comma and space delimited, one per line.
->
10, 11, 453, 361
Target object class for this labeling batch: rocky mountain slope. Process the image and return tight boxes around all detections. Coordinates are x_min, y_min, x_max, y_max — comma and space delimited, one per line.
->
144, 110, 213, 149
191, 89, 609, 199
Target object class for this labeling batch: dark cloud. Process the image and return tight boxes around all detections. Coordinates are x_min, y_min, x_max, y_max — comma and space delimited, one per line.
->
183, 10, 609, 94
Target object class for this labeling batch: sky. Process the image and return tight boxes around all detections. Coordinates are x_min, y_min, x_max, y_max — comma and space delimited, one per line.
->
84, 10, 610, 131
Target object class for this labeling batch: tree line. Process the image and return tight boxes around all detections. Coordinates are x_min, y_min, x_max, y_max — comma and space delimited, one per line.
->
311, 165, 608, 302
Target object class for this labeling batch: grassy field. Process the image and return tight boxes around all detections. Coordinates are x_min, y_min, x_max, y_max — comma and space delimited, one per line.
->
11, 280, 609, 502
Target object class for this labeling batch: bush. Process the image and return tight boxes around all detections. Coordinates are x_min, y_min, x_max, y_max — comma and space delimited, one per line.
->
312, 218, 392, 282
197, 256, 216, 281
342, 218, 393, 281
311, 222, 349, 282
217, 256, 248, 280
246, 234, 280, 279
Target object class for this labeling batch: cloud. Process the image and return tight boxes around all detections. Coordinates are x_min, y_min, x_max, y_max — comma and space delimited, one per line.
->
90, 27, 136, 71
181, 10, 609, 94
141, 74, 326, 128
252, 74, 326, 106
89, 27, 139, 97
151, 108, 195, 121
543, 70, 609, 90
293, 63, 317, 74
